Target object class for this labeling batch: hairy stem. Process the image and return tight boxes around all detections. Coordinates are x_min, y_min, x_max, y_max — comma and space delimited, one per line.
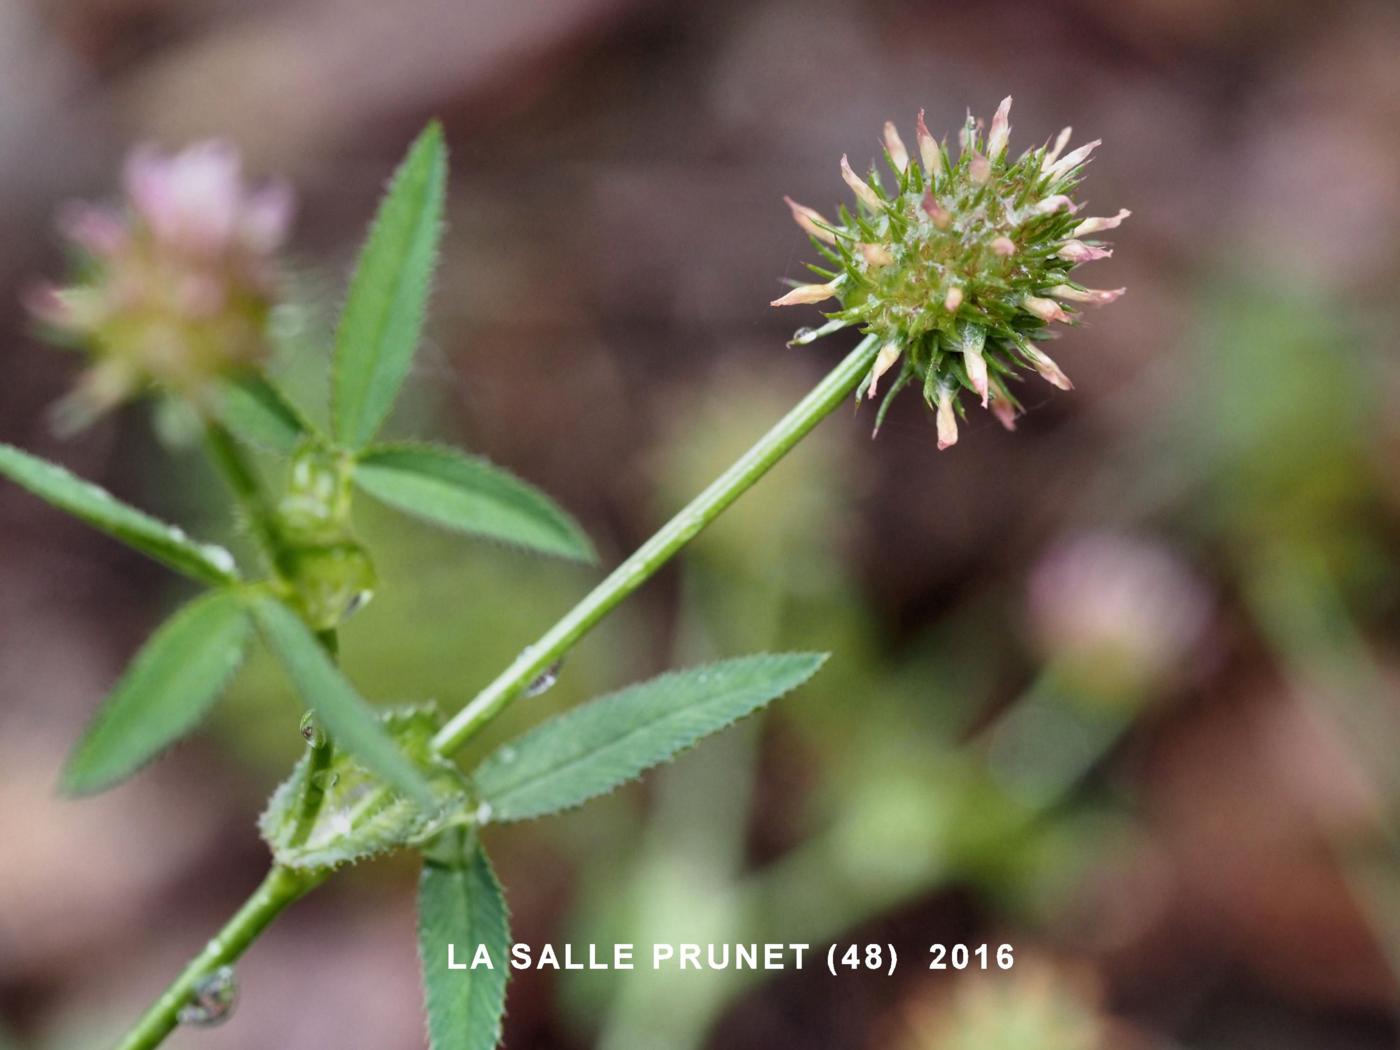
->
432, 334, 879, 754
115, 335, 878, 1050
113, 866, 325, 1050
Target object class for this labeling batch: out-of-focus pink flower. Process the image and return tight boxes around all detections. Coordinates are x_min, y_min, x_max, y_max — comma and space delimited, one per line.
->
31, 140, 294, 431
1028, 531, 1212, 698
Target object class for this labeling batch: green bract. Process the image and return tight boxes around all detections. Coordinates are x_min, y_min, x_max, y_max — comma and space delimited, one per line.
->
775, 97, 1129, 448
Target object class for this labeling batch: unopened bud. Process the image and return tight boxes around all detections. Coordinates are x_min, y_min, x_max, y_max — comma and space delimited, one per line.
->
1044, 126, 1073, 166
987, 96, 1013, 159
1045, 139, 1101, 180
868, 341, 902, 398
943, 285, 964, 312
1073, 208, 1132, 237
840, 154, 882, 212
1023, 296, 1072, 323
1023, 342, 1074, 389
1049, 284, 1125, 305
770, 280, 841, 307
1032, 195, 1076, 216
990, 395, 1018, 431
991, 236, 1017, 257
922, 193, 953, 229
964, 341, 989, 406
915, 110, 941, 174
883, 121, 909, 172
1057, 240, 1113, 263
783, 196, 838, 244
860, 242, 894, 267
935, 387, 959, 450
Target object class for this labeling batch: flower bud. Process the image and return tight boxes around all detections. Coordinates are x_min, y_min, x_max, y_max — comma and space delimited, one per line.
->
986, 96, 1012, 159
1022, 342, 1073, 389
935, 386, 959, 450
771, 280, 842, 306
921, 193, 953, 229
1057, 240, 1113, 263
1031, 194, 1076, 216
1044, 126, 1073, 166
915, 110, 941, 174
882, 121, 909, 172
839, 154, 882, 212
860, 242, 895, 267
1044, 139, 1101, 180
1073, 208, 1132, 237
1049, 284, 1125, 305
1023, 296, 1071, 324
867, 342, 902, 399
784, 196, 838, 244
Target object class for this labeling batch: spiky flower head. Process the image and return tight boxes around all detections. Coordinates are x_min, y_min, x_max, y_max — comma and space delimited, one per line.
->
28, 141, 293, 432
775, 98, 1129, 447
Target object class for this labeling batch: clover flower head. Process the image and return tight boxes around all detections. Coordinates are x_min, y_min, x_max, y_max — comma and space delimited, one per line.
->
775, 98, 1129, 447
1028, 531, 1211, 700
28, 141, 293, 431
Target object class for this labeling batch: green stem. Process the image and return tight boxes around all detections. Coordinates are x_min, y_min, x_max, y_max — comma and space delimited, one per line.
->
287, 629, 340, 849
113, 866, 324, 1050
287, 738, 335, 849
203, 419, 292, 584
431, 334, 878, 755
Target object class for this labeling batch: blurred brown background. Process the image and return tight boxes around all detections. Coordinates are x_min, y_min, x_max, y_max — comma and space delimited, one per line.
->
3, 0, 1400, 1047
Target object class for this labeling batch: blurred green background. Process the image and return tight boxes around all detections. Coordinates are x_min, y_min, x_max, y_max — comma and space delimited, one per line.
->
2, 1, 1400, 1047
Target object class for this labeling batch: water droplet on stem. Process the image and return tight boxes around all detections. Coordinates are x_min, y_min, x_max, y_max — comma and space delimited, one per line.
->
525, 659, 563, 698
299, 712, 325, 748
178, 965, 237, 1027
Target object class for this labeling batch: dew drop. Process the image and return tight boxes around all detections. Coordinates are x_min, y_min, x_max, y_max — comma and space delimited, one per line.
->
202, 544, 237, 575
178, 965, 237, 1028
787, 327, 819, 347
343, 589, 374, 620
299, 712, 325, 748
497, 745, 518, 765
473, 801, 493, 824
525, 659, 563, 698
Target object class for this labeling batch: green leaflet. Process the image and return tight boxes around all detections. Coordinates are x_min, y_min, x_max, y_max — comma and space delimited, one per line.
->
252, 596, 436, 809
418, 831, 510, 1050
260, 704, 473, 869
332, 123, 447, 449
354, 443, 595, 563
0, 443, 238, 586
62, 590, 252, 794
474, 652, 828, 822
215, 373, 313, 455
